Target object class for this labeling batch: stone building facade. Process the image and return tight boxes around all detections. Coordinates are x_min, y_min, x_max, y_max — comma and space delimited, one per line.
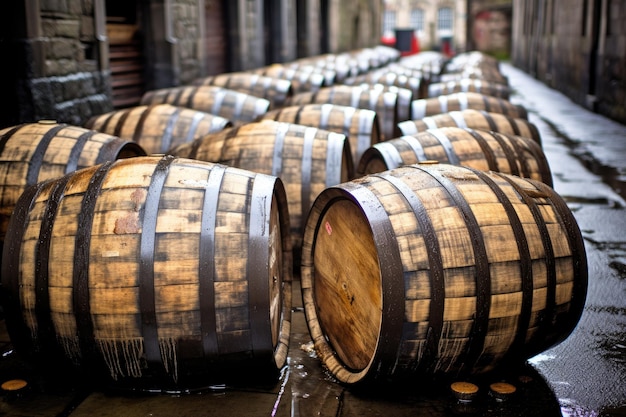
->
511, 0, 626, 124
0, 0, 382, 129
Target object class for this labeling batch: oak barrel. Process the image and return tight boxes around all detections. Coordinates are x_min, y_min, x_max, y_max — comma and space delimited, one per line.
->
411, 92, 527, 120
290, 85, 401, 140
301, 163, 587, 384
261, 103, 381, 169
356, 127, 552, 186
397, 109, 541, 145
0, 121, 145, 249
140, 86, 270, 124
427, 79, 512, 99
253, 65, 326, 94
169, 120, 353, 255
192, 72, 293, 109
1, 155, 292, 387
85, 104, 231, 155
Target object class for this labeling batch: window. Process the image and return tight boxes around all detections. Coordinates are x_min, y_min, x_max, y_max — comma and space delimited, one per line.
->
438, 7, 453, 32
410, 8, 424, 32
383, 10, 396, 35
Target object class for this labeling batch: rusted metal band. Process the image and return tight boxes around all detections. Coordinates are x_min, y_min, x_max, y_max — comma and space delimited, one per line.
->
1, 181, 45, 355
469, 168, 534, 364
27, 124, 66, 186
199, 164, 226, 360
73, 161, 114, 367
378, 169, 445, 374
427, 128, 460, 166
497, 174, 557, 351
160, 107, 182, 153
0, 124, 25, 155
65, 130, 96, 174
247, 173, 276, 360
486, 130, 522, 177
463, 128, 499, 172
114, 107, 133, 138
478, 110, 499, 132
421, 165, 491, 373
139, 155, 176, 368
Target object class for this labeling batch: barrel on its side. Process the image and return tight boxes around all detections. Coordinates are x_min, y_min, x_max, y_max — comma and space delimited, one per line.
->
253, 65, 326, 94
193, 72, 293, 109
357, 127, 552, 185
261, 103, 380, 169
411, 92, 527, 120
1, 156, 292, 388
397, 109, 541, 145
169, 120, 354, 254
427, 79, 511, 99
290, 85, 401, 140
0, 121, 145, 248
85, 104, 231, 155
140, 86, 270, 123
301, 163, 587, 384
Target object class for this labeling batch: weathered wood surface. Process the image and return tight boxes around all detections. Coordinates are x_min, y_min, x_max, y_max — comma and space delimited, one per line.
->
261, 103, 380, 169
1, 156, 292, 386
301, 163, 587, 384
411, 92, 528, 120
140, 86, 270, 124
85, 104, 231, 155
357, 127, 552, 186
398, 109, 541, 145
0, 121, 145, 246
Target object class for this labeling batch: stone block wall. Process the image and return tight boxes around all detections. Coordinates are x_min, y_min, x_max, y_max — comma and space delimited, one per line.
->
28, 0, 113, 126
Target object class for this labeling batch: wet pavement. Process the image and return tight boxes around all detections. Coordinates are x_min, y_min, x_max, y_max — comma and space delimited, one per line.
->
1, 61, 626, 416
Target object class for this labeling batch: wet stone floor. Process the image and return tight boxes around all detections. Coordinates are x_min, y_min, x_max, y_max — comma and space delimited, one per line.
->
1, 281, 563, 417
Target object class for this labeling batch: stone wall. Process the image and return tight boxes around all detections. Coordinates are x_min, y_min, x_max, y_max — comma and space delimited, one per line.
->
28, 0, 113, 126
512, 0, 626, 125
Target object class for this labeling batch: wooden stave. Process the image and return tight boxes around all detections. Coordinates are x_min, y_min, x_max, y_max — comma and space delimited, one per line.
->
168, 120, 354, 254
410, 92, 528, 120
301, 163, 587, 384
260, 103, 381, 169
357, 127, 552, 186
0, 155, 293, 386
85, 104, 232, 155
140, 86, 271, 123
397, 109, 541, 146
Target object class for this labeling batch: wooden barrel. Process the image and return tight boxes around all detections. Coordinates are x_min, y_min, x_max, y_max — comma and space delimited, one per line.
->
301, 163, 587, 384
427, 79, 511, 99
356, 127, 552, 186
290, 85, 401, 140
140, 86, 270, 124
411, 92, 528, 120
168, 120, 354, 255
345, 72, 422, 103
85, 104, 231, 155
436, 70, 509, 86
1, 155, 292, 387
192, 72, 293, 109
261, 103, 381, 168
0, 121, 145, 249
253, 65, 326, 94
397, 109, 542, 145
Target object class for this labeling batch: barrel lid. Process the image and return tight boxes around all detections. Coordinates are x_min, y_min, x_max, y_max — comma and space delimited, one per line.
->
450, 381, 479, 401
1, 379, 28, 391
489, 381, 516, 401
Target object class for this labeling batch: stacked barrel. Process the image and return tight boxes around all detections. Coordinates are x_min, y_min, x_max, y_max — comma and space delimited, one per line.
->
0, 47, 586, 391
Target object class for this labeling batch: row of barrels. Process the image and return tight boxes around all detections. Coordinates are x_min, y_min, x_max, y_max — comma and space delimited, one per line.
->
0, 49, 586, 390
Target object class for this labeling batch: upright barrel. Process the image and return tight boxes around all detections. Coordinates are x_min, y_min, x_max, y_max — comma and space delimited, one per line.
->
301, 163, 587, 384
397, 109, 541, 145
357, 127, 552, 186
261, 103, 381, 169
85, 104, 231, 154
0, 121, 145, 249
1, 156, 292, 388
169, 120, 353, 255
